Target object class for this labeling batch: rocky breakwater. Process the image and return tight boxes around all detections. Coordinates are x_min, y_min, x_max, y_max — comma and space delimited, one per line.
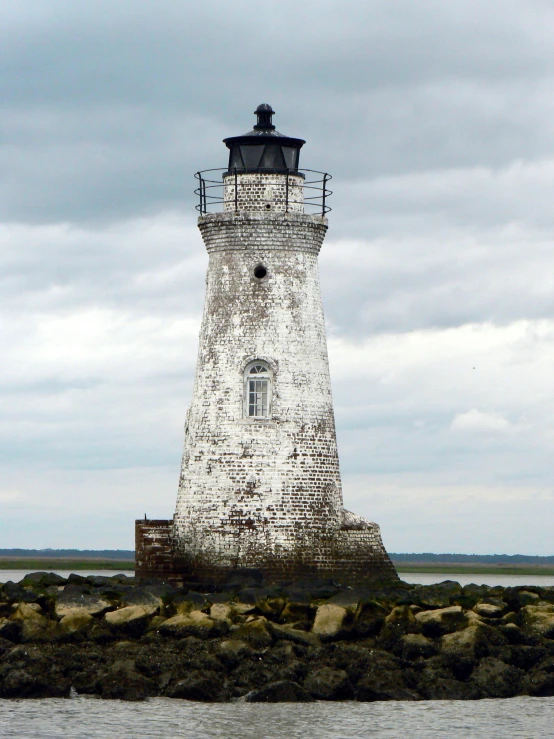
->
1, 572, 554, 702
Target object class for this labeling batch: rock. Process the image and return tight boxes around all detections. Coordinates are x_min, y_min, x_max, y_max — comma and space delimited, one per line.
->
516, 591, 541, 607
0, 668, 70, 698
416, 668, 480, 700
166, 670, 225, 701
395, 633, 436, 661
2, 583, 39, 604
244, 680, 314, 703
104, 605, 158, 637
20, 572, 66, 587
473, 603, 503, 618
269, 622, 320, 647
230, 617, 273, 648
412, 581, 462, 609
159, 611, 226, 639
498, 622, 526, 644
519, 604, 554, 639
172, 592, 209, 615
280, 601, 313, 624
55, 589, 112, 618
355, 670, 418, 701
415, 606, 468, 637
352, 600, 389, 637
470, 657, 523, 698
121, 588, 163, 609
377, 606, 416, 649
304, 667, 354, 700
524, 670, 554, 697
312, 604, 349, 640
224, 568, 264, 590
98, 664, 156, 701
11, 603, 58, 642
0, 617, 21, 643
256, 597, 286, 619
439, 624, 492, 678
216, 639, 253, 667
59, 609, 94, 635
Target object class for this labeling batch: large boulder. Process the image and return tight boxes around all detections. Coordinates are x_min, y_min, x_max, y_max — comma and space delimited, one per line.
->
269, 622, 320, 646
352, 600, 389, 637
55, 589, 111, 618
473, 603, 503, 619
312, 604, 350, 640
518, 604, 554, 639
395, 633, 436, 661
470, 657, 523, 698
11, 603, 58, 642
304, 667, 354, 700
98, 662, 156, 701
244, 680, 314, 703
415, 606, 468, 637
166, 670, 225, 701
230, 617, 273, 648
104, 605, 158, 637
377, 605, 417, 649
416, 667, 480, 700
0, 617, 21, 643
59, 609, 94, 636
159, 610, 227, 640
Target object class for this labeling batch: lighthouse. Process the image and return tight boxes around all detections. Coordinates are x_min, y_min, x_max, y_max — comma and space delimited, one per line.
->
136, 105, 397, 584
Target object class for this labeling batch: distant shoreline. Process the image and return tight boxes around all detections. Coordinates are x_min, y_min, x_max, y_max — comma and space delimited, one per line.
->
393, 562, 554, 576
0, 558, 134, 571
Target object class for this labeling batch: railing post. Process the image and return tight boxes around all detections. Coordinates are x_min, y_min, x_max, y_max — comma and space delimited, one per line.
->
234, 167, 238, 212
322, 173, 328, 217
285, 170, 289, 213
202, 177, 206, 214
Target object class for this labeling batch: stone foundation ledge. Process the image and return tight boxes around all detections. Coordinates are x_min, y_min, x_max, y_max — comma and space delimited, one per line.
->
1, 572, 554, 701
135, 519, 398, 587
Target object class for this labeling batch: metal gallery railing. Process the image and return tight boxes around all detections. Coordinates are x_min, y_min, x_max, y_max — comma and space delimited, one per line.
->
194, 168, 332, 216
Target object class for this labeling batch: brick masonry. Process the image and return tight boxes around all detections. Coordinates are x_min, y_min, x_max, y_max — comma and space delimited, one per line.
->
136, 173, 397, 585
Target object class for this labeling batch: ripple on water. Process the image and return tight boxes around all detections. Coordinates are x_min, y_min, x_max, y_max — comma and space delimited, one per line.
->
0, 696, 553, 739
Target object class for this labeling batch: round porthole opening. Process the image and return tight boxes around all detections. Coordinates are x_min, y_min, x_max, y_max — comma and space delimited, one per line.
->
265, 203, 271, 210
254, 265, 267, 279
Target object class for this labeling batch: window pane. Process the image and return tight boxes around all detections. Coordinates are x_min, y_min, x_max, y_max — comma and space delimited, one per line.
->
282, 146, 297, 170
241, 145, 265, 169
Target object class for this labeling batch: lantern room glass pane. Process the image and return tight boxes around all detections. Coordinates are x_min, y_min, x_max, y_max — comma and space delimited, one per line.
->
229, 146, 244, 169
241, 145, 265, 169
282, 146, 298, 170
260, 144, 286, 170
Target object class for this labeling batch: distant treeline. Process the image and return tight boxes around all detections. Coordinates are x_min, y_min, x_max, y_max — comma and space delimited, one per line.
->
390, 553, 554, 564
0, 549, 135, 560
2, 550, 553, 564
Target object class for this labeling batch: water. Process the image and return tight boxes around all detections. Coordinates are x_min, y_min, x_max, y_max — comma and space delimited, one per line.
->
401, 572, 554, 587
2, 569, 554, 588
0, 695, 553, 738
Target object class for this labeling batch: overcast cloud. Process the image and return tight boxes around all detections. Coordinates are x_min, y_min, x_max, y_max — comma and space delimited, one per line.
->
1, 0, 554, 554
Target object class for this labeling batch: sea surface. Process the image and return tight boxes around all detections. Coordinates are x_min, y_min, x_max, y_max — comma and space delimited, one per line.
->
2, 569, 554, 587
0, 695, 553, 739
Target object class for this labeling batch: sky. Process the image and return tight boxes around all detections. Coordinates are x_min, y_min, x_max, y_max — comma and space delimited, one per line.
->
2, 0, 554, 554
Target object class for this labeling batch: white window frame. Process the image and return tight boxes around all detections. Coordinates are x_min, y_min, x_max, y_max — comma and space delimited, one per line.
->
243, 361, 272, 419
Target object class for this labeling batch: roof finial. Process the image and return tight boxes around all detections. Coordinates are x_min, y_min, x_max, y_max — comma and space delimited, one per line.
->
254, 103, 275, 131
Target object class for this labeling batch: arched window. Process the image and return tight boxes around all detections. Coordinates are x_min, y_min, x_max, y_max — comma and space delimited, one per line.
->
244, 362, 272, 418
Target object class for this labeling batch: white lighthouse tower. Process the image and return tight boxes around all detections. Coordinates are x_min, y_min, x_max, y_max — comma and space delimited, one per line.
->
147, 105, 396, 584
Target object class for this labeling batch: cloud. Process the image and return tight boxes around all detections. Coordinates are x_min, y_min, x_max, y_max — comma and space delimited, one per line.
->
450, 409, 512, 433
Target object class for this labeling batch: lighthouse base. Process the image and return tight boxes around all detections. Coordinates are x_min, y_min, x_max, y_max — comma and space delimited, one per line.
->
135, 513, 398, 587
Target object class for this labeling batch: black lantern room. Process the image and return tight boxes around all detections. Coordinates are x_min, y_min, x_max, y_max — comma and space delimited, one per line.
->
223, 104, 305, 175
